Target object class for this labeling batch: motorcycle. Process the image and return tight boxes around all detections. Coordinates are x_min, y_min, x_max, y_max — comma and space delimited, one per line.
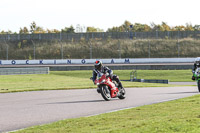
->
193, 68, 200, 92
91, 72, 126, 101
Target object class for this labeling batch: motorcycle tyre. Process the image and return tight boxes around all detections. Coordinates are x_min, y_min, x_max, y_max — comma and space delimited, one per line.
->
118, 87, 126, 99
100, 85, 111, 101
198, 80, 200, 92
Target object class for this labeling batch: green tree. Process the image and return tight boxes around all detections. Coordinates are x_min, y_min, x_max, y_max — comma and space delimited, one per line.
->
173, 25, 185, 31
193, 25, 200, 31
30, 21, 37, 33
19, 27, 29, 34
0, 30, 6, 34
185, 23, 194, 31
133, 23, 151, 32
108, 21, 152, 32
86, 27, 104, 32
61, 25, 75, 33
161, 22, 171, 31
122, 20, 132, 32
47, 29, 60, 33
107, 20, 133, 32
0, 30, 12, 34
150, 22, 164, 31
29, 21, 46, 33
34, 26, 46, 33
107, 27, 119, 32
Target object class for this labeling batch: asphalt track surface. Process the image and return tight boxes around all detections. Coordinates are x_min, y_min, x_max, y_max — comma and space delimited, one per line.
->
0, 86, 199, 132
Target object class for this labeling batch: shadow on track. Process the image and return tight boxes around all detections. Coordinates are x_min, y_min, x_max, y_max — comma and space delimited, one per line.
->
45, 99, 105, 104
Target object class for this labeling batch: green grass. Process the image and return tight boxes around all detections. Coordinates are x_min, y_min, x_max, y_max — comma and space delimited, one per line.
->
14, 93, 200, 133
0, 70, 193, 93
129, 70, 193, 82
5, 69, 198, 133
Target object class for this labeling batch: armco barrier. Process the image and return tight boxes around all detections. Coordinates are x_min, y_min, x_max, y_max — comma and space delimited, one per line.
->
122, 79, 168, 84
131, 79, 169, 84
49, 64, 193, 71
0, 64, 193, 71
0, 67, 49, 75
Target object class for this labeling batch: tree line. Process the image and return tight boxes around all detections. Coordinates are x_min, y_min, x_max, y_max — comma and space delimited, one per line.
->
1, 20, 200, 34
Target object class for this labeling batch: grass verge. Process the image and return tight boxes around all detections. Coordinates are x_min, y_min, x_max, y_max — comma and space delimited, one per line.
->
13, 93, 200, 133
0, 70, 193, 93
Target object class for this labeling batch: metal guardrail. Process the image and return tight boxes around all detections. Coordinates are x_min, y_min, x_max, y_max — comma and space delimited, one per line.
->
132, 79, 169, 84
0, 67, 49, 75
122, 79, 168, 84
124, 69, 169, 84
130, 69, 137, 81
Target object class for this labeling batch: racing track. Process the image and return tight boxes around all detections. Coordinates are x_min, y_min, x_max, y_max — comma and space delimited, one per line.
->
0, 86, 199, 132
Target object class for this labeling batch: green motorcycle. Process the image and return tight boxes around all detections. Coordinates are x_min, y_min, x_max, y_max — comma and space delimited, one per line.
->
193, 68, 200, 92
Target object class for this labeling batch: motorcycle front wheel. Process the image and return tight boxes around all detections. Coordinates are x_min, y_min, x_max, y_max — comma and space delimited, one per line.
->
100, 85, 111, 101
198, 80, 200, 92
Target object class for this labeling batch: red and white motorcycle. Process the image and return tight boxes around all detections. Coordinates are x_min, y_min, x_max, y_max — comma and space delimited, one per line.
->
92, 72, 126, 101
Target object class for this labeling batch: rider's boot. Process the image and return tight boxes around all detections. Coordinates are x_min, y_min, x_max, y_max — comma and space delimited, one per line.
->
118, 82, 125, 96
97, 87, 100, 93
118, 81, 123, 90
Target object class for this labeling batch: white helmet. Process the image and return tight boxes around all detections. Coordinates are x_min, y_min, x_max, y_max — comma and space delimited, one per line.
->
194, 57, 200, 66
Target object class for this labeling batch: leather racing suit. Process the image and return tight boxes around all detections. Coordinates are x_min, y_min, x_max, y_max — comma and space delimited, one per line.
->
92, 66, 123, 89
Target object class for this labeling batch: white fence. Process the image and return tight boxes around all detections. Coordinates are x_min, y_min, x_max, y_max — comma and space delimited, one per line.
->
0, 67, 49, 75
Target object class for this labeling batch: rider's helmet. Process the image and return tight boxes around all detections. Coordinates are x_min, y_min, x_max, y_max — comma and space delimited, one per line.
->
194, 57, 200, 67
94, 60, 102, 71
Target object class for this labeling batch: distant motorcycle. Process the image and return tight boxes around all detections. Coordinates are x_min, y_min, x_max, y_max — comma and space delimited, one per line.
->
193, 68, 200, 92
91, 72, 126, 101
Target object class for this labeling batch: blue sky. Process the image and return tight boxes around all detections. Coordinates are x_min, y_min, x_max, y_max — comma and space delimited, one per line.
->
1, 0, 200, 32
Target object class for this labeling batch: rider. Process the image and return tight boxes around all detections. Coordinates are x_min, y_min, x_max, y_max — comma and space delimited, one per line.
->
92, 60, 123, 93
192, 57, 200, 80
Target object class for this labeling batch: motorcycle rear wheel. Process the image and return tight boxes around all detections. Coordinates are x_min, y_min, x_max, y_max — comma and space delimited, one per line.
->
100, 85, 111, 101
118, 87, 126, 99
198, 80, 200, 92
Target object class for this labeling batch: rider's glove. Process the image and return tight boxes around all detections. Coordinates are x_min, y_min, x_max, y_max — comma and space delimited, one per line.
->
192, 71, 195, 74
192, 76, 195, 80
105, 73, 110, 78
